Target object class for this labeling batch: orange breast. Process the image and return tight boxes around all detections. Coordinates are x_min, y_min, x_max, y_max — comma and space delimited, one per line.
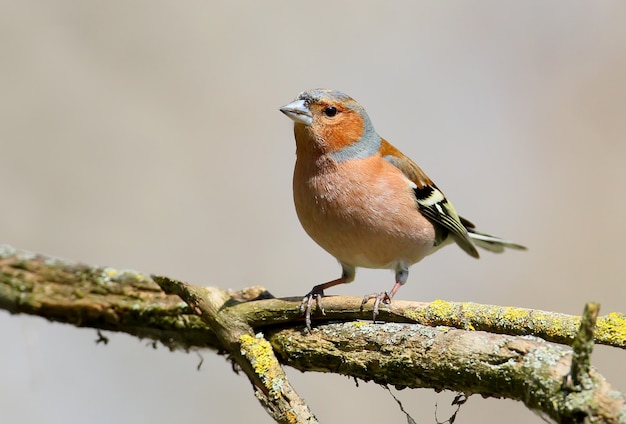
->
293, 152, 436, 269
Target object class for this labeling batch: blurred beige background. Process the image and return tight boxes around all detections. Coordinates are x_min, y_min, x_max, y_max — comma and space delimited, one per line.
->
1, 1, 625, 423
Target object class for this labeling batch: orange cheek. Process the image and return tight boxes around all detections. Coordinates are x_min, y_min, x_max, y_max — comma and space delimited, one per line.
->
317, 113, 364, 152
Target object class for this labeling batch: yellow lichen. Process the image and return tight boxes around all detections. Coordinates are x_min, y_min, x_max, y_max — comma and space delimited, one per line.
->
239, 333, 284, 399
402, 300, 625, 348
596, 312, 626, 347
403, 307, 422, 322
428, 299, 457, 320
499, 306, 532, 324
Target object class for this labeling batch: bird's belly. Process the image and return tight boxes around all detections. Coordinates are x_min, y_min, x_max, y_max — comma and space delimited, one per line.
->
301, 218, 434, 269
294, 168, 436, 269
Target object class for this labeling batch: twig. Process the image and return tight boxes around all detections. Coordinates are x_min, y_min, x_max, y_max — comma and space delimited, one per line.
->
565, 302, 600, 391
153, 276, 318, 424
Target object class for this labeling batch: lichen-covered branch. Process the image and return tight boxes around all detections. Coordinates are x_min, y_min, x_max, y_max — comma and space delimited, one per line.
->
228, 296, 626, 350
567, 302, 600, 390
2, 245, 626, 423
267, 322, 625, 423
2, 245, 624, 350
0, 244, 221, 350
153, 277, 318, 424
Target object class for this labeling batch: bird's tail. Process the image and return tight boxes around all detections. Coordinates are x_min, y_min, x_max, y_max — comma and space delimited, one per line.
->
458, 215, 526, 253
467, 228, 527, 253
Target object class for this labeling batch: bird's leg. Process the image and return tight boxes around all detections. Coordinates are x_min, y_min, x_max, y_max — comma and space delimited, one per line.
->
360, 292, 391, 323
301, 265, 354, 330
300, 278, 343, 330
361, 266, 408, 323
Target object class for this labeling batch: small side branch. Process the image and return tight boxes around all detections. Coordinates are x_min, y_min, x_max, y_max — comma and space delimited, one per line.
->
566, 302, 600, 390
154, 276, 318, 424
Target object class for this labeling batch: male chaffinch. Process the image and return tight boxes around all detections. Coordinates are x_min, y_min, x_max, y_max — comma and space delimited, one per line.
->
280, 89, 526, 329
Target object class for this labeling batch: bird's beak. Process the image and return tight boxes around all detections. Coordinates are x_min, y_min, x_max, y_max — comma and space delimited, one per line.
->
280, 99, 313, 126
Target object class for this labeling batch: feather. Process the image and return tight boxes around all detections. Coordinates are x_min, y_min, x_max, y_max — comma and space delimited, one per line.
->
466, 228, 527, 253
380, 139, 479, 258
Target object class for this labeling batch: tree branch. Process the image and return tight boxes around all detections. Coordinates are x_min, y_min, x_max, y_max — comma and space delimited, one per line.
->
1, 245, 625, 423
267, 321, 624, 423
2, 244, 623, 350
153, 276, 318, 424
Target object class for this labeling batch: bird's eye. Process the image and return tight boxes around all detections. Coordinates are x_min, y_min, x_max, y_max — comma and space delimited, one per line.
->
323, 106, 338, 117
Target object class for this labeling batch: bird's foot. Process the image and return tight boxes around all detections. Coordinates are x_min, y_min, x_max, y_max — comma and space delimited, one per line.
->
300, 287, 326, 331
361, 292, 391, 323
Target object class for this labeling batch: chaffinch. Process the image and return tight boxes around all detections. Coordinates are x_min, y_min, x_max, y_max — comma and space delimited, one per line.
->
280, 89, 526, 329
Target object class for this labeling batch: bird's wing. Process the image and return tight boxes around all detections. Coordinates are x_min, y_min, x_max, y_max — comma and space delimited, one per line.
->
380, 139, 479, 258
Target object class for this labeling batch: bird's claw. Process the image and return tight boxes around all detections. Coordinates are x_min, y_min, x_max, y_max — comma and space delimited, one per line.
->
361, 292, 391, 323
300, 289, 325, 331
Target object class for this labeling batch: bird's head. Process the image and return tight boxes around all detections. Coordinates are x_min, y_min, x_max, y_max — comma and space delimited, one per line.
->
280, 89, 380, 160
